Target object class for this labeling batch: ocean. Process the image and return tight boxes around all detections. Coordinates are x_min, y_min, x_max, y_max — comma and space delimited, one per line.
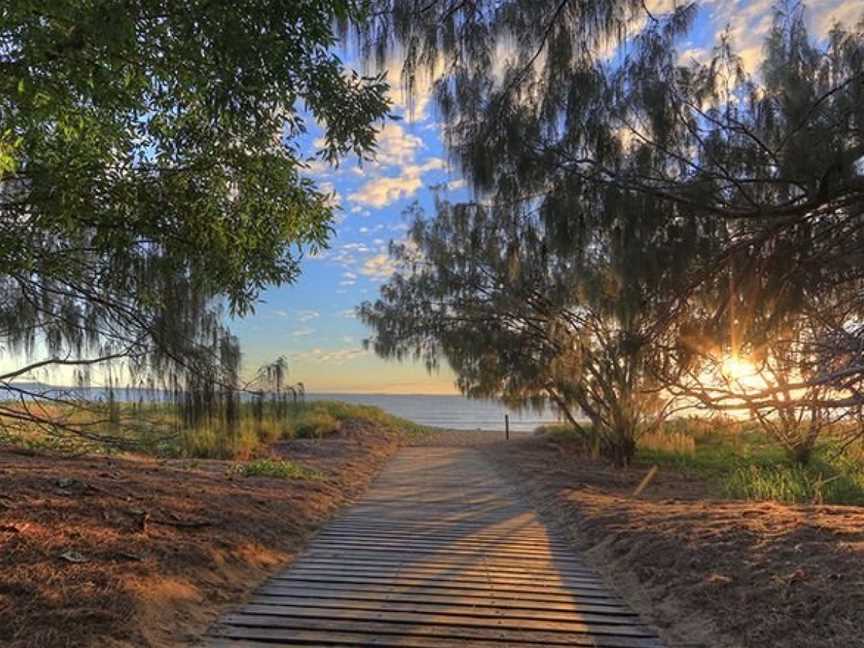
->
305, 393, 561, 433
2, 384, 561, 433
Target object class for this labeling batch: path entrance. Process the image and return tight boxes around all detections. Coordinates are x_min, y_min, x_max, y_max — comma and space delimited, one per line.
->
206, 447, 663, 647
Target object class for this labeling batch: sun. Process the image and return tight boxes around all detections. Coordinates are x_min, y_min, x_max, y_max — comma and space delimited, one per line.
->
721, 355, 757, 381
720, 355, 766, 392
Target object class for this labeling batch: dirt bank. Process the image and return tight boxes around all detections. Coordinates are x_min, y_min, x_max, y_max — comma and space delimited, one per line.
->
0, 427, 399, 648
484, 436, 864, 648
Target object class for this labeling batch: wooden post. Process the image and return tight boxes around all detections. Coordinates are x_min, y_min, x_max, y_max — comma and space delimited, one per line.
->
505, 414, 510, 440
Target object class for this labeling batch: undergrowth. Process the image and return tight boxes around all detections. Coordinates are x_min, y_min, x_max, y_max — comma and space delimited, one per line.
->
227, 457, 323, 480
1, 399, 430, 461
536, 419, 864, 505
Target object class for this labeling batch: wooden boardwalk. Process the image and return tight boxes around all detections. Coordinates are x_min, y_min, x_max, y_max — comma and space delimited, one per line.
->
206, 447, 664, 647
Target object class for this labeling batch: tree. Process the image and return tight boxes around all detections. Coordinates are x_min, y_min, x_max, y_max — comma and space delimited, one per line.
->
0, 0, 390, 436
361, 185, 713, 465
356, 2, 864, 459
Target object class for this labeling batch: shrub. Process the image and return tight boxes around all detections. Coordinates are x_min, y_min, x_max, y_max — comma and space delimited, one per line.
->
292, 411, 342, 439
228, 457, 323, 480
179, 422, 259, 460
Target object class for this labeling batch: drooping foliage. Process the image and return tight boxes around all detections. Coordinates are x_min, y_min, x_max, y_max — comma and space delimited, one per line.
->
0, 1, 391, 432
357, 2, 864, 463
361, 187, 716, 465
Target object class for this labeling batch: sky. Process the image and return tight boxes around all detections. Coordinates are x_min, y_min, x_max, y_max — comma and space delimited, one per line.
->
229, 0, 858, 394
2, 0, 859, 393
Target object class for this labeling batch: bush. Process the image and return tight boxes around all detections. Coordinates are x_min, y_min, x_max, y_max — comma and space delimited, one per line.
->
179, 421, 259, 460
228, 457, 323, 480
292, 411, 342, 439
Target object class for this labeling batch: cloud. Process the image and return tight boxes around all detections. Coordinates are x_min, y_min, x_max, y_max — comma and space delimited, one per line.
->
374, 122, 426, 167
340, 309, 357, 319
693, 0, 860, 74
349, 158, 445, 207
291, 328, 315, 337
296, 310, 319, 322
373, 53, 444, 122
291, 347, 370, 364
360, 253, 399, 279
339, 270, 358, 286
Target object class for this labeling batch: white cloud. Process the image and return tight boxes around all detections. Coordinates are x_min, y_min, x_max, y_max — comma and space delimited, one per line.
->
374, 53, 444, 122
291, 328, 315, 337
349, 158, 445, 208
340, 309, 357, 319
296, 310, 320, 322
373, 122, 425, 168
292, 347, 369, 365
360, 253, 399, 279
694, 0, 860, 74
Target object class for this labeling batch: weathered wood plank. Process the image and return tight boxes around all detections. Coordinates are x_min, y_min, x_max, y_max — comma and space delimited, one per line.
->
267, 572, 609, 595
236, 601, 641, 625
304, 545, 589, 563
210, 619, 664, 648
221, 609, 659, 637
257, 581, 622, 602
207, 630, 664, 648
283, 565, 605, 586
249, 589, 632, 612
289, 555, 596, 577
309, 536, 572, 554
318, 526, 568, 545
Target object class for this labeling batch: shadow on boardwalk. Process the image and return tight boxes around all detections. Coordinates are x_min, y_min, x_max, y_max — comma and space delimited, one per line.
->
205, 445, 664, 647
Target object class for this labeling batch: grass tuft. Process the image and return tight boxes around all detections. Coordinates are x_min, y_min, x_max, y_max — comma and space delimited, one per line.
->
227, 457, 323, 480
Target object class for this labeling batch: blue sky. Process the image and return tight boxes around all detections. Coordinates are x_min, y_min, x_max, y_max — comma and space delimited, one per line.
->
228, 0, 859, 394
2, 0, 857, 393
228, 93, 468, 393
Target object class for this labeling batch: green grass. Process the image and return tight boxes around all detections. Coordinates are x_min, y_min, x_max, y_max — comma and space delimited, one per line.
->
639, 424, 864, 505
536, 419, 864, 505
227, 457, 323, 480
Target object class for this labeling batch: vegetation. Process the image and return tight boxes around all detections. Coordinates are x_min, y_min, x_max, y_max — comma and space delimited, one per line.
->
0, 1, 390, 436
0, 398, 428, 460
537, 418, 864, 505
227, 458, 323, 481
356, 2, 864, 469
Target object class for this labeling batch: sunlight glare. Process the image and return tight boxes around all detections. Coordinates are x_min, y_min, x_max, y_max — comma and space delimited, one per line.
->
720, 355, 764, 392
